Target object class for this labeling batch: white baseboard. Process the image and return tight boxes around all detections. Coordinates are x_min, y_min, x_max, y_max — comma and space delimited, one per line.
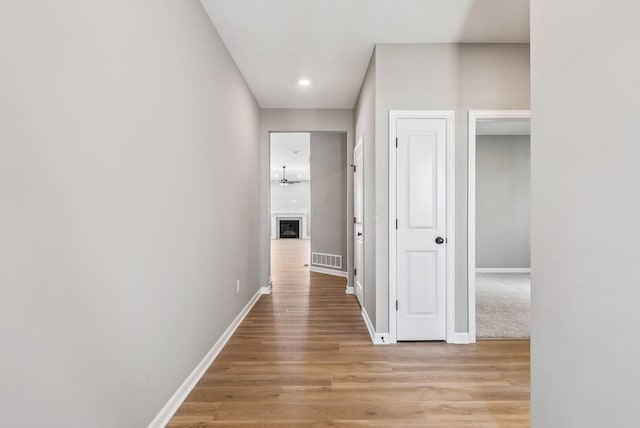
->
475, 268, 530, 274
449, 332, 472, 344
345, 285, 354, 295
361, 308, 390, 345
148, 288, 263, 427
361, 308, 375, 342
309, 266, 348, 278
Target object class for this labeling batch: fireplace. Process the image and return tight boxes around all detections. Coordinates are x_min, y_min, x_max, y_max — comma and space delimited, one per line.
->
271, 210, 308, 240
279, 219, 300, 239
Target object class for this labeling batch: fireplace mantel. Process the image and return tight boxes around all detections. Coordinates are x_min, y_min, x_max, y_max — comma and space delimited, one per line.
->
271, 209, 309, 239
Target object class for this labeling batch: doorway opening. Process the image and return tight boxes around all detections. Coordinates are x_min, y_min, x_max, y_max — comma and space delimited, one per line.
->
269, 132, 349, 289
270, 132, 311, 283
468, 110, 531, 342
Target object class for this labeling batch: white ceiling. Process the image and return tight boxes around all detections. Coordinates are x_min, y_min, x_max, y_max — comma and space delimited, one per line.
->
476, 118, 530, 135
201, 0, 530, 109
270, 133, 310, 181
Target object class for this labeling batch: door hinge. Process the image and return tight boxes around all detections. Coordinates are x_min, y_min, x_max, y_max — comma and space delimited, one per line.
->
353, 216, 356, 224
395, 137, 398, 148
395, 219, 398, 229
396, 300, 398, 311
354, 268, 357, 276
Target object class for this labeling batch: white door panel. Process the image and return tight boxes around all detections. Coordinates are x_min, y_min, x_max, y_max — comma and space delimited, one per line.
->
406, 251, 437, 315
396, 118, 447, 341
408, 136, 436, 229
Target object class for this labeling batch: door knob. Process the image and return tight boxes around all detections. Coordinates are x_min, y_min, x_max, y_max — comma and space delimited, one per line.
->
357, 232, 363, 237
435, 237, 445, 244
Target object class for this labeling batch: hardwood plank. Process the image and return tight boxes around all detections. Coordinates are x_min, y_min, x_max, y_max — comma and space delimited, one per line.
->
169, 239, 530, 426
173, 402, 221, 417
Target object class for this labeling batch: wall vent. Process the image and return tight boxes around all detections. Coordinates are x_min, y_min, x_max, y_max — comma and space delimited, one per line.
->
311, 252, 342, 269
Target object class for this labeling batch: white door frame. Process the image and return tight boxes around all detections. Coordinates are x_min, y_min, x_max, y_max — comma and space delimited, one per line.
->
389, 110, 456, 343
352, 134, 364, 303
467, 110, 531, 343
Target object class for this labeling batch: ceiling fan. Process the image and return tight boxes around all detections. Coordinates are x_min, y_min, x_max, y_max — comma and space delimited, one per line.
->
279, 166, 300, 187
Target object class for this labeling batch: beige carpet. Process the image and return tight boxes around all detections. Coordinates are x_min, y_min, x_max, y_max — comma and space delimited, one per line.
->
476, 273, 530, 338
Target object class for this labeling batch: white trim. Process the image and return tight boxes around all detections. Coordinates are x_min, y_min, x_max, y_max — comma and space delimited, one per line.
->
361, 308, 390, 345
362, 307, 375, 341
262, 276, 273, 295
445, 113, 456, 345
389, 110, 455, 344
373, 332, 390, 344
353, 133, 365, 308
353, 134, 363, 154
345, 285, 355, 295
260, 285, 272, 294
309, 266, 348, 278
475, 268, 531, 274
468, 110, 531, 344
148, 288, 263, 427
450, 332, 472, 344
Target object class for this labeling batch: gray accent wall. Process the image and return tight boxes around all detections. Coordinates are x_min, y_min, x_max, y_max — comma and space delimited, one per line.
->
310, 133, 348, 271
0, 1, 261, 426
354, 43, 530, 333
531, 0, 640, 426
476, 135, 530, 269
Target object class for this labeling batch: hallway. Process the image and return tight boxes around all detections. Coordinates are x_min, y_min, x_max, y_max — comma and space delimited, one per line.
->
168, 239, 530, 426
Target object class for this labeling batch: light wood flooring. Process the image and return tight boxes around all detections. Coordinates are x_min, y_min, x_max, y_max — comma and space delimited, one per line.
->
169, 239, 530, 427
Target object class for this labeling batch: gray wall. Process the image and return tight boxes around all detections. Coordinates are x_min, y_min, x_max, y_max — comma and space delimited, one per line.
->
270, 182, 311, 237
0, 1, 261, 426
476, 135, 530, 269
531, 0, 640, 426
260, 110, 355, 287
354, 51, 377, 321
310, 133, 348, 271
360, 43, 530, 332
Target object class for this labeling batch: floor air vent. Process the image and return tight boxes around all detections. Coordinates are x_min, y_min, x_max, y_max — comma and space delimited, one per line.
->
311, 252, 342, 269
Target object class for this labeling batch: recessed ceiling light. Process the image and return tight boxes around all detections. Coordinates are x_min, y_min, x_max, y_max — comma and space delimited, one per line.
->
297, 78, 311, 87
297, 174, 302, 178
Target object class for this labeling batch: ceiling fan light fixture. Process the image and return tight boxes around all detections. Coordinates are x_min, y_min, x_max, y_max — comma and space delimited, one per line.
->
278, 165, 300, 187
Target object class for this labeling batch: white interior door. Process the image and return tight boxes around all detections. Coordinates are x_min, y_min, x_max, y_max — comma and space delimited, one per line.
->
353, 137, 364, 307
396, 118, 447, 340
